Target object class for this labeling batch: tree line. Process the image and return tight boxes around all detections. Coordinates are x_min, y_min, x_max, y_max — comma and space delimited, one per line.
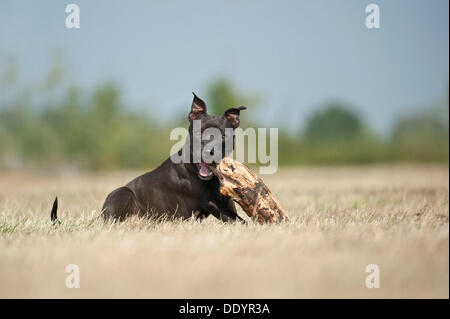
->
0, 58, 448, 171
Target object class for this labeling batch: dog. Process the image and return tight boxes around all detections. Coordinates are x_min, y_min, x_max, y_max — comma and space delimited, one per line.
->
51, 93, 246, 223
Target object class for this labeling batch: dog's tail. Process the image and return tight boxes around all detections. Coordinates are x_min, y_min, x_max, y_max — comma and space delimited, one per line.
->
50, 197, 60, 224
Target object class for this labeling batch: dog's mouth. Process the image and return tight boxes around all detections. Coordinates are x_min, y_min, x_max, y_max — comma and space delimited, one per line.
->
197, 161, 214, 180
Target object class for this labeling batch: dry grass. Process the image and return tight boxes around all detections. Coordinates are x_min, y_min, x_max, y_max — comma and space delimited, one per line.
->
0, 164, 448, 298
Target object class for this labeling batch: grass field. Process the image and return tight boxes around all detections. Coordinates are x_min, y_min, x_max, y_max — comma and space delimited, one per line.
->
0, 164, 448, 298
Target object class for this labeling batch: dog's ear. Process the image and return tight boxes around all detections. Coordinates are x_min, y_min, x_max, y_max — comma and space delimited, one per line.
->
189, 92, 207, 121
224, 106, 247, 127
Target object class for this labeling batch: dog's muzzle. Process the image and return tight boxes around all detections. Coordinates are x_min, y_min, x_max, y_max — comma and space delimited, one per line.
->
198, 161, 213, 180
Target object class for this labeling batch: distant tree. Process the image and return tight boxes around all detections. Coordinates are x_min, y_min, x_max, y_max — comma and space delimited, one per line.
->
206, 78, 258, 121
304, 103, 363, 142
207, 79, 242, 115
393, 115, 448, 143
391, 104, 449, 161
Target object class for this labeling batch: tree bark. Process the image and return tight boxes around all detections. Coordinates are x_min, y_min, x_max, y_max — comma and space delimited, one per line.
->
213, 157, 289, 224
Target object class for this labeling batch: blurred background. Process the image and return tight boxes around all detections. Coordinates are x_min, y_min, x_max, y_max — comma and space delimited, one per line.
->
0, 0, 448, 172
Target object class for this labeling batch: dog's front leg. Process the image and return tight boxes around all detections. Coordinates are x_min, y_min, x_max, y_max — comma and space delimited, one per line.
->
223, 197, 246, 224
207, 201, 246, 224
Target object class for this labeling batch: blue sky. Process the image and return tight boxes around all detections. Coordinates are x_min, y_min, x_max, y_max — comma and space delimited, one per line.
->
0, 0, 448, 134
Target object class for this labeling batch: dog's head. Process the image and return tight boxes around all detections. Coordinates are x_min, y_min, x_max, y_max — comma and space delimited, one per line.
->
187, 92, 246, 180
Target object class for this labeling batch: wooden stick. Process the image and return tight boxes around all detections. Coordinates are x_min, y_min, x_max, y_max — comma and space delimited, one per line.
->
213, 157, 289, 223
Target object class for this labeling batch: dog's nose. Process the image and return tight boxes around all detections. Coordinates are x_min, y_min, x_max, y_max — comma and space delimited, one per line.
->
209, 148, 214, 156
